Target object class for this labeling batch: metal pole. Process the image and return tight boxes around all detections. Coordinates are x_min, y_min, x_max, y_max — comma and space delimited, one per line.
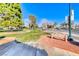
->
68, 3, 73, 41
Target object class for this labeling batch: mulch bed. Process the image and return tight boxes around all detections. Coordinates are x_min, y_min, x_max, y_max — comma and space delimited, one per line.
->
0, 37, 16, 45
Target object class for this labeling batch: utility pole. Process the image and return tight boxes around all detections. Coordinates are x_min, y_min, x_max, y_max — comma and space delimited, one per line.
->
68, 3, 73, 41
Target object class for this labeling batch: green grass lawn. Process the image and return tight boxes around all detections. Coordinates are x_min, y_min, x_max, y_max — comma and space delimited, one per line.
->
0, 29, 48, 42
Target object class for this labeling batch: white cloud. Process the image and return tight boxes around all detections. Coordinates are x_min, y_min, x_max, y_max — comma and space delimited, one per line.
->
38, 18, 53, 27
41, 18, 48, 24
23, 18, 54, 27
23, 18, 31, 27
38, 18, 48, 27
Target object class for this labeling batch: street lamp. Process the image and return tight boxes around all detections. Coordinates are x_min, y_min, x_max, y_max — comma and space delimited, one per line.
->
68, 3, 73, 41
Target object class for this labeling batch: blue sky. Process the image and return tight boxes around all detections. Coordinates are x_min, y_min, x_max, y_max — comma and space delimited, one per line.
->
20, 3, 79, 26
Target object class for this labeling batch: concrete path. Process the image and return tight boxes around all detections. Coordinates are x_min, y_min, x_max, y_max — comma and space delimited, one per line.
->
38, 35, 79, 56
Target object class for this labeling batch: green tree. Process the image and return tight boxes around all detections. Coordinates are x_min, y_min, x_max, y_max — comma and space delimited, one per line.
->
0, 3, 23, 30
29, 15, 37, 30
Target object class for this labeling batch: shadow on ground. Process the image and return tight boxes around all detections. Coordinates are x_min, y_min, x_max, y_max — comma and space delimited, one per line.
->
68, 39, 79, 46
0, 40, 48, 56
0, 36, 6, 39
